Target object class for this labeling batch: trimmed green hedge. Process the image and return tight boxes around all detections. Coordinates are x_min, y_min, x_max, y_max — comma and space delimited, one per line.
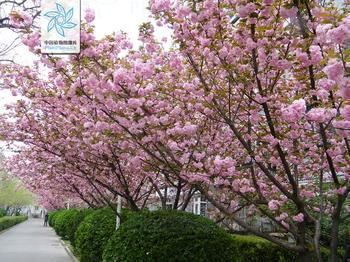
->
51, 209, 94, 244
75, 207, 117, 262
49, 208, 333, 261
52, 210, 74, 237
0, 216, 27, 231
230, 234, 331, 262
230, 234, 297, 262
48, 210, 60, 227
102, 210, 236, 262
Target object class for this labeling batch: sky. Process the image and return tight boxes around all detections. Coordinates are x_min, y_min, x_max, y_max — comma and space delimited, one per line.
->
84, 0, 150, 39
0, 0, 169, 154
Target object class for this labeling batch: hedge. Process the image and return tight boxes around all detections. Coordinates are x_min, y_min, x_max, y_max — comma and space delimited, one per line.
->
51, 209, 94, 244
230, 234, 331, 262
229, 234, 297, 262
48, 210, 60, 227
74, 207, 116, 262
0, 216, 27, 232
102, 210, 236, 262
47, 208, 332, 261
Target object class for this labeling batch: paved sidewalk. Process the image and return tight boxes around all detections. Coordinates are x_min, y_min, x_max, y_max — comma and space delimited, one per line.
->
0, 218, 74, 262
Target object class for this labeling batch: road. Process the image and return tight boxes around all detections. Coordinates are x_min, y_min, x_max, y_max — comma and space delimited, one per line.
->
0, 218, 75, 262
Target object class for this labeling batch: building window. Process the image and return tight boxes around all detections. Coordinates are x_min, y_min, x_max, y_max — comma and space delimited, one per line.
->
193, 196, 207, 216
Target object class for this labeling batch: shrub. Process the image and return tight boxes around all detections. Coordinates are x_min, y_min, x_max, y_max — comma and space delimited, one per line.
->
0, 208, 7, 218
69, 209, 95, 245
102, 210, 236, 262
0, 216, 27, 231
48, 210, 60, 227
74, 207, 117, 262
230, 234, 331, 262
52, 209, 94, 244
229, 234, 297, 262
52, 210, 75, 237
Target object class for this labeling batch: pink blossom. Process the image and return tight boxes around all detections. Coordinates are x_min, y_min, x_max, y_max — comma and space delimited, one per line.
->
340, 78, 350, 99
306, 108, 326, 123
128, 98, 144, 109
310, 45, 322, 65
275, 59, 291, 70
150, 0, 171, 12
292, 213, 304, 223
21, 32, 40, 51
263, 0, 273, 5
237, 3, 256, 18
296, 49, 309, 67
268, 200, 280, 211
341, 105, 350, 121
281, 221, 290, 229
9, 11, 32, 28
327, 24, 350, 45
276, 212, 288, 221
282, 99, 306, 123
316, 89, 329, 102
300, 189, 316, 198
313, 207, 320, 212
333, 120, 350, 137
182, 124, 197, 136
21, 13, 33, 25
214, 156, 224, 168
84, 8, 95, 23
315, 24, 333, 44
83, 122, 93, 129
238, 178, 254, 194
176, 6, 191, 19
336, 187, 346, 195
232, 180, 240, 192
167, 141, 179, 151
280, 7, 298, 19
9, 13, 22, 28
323, 59, 344, 82
219, 47, 228, 59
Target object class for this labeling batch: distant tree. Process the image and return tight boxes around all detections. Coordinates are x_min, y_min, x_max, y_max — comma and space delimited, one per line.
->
0, 153, 35, 214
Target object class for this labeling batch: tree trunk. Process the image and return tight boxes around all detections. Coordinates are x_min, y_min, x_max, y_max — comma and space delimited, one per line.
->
173, 181, 182, 210
330, 195, 345, 262
126, 198, 140, 212
330, 216, 340, 262
314, 219, 323, 262
298, 250, 313, 262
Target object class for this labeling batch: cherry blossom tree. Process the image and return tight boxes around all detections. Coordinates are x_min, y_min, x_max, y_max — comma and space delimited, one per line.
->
0, 17, 197, 215
0, 0, 349, 261
148, 0, 350, 260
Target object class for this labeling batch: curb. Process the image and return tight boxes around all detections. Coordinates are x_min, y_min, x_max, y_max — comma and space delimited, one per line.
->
58, 237, 78, 262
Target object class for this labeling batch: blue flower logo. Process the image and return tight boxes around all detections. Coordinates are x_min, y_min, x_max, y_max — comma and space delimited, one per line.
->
44, 3, 77, 37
